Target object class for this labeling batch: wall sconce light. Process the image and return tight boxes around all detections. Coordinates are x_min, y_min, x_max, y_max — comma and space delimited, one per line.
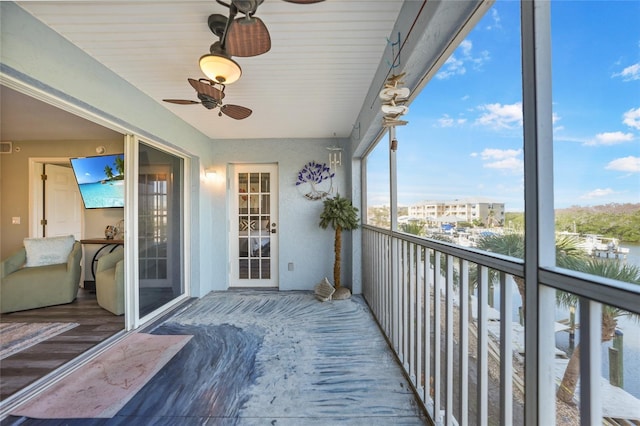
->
327, 146, 342, 169
205, 168, 217, 180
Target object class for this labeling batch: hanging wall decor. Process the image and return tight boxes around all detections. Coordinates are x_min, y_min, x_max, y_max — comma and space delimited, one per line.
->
296, 161, 334, 200
381, 72, 409, 128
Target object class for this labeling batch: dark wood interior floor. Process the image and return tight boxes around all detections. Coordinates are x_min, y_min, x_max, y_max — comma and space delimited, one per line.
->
0, 289, 124, 400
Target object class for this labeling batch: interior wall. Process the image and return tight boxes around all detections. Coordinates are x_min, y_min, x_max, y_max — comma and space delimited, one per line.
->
0, 139, 123, 258
1, 2, 214, 297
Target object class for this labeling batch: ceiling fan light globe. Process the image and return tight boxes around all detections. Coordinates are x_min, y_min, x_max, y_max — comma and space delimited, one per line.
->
199, 54, 242, 85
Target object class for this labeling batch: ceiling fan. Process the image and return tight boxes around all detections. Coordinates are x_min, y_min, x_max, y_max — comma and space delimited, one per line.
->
163, 78, 252, 120
196, 0, 323, 84
215, 0, 325, 58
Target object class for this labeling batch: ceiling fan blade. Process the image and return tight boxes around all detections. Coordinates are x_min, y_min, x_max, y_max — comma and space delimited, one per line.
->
226, 16, 271, 57
220, 104, 252, 120
188, 78, 225, 101
163, 99, 200, 105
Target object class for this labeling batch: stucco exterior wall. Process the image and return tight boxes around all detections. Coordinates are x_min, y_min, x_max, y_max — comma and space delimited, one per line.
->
207, 137, 351, 291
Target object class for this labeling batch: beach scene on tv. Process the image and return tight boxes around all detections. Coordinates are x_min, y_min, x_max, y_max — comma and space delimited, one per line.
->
70, 154, 125, 209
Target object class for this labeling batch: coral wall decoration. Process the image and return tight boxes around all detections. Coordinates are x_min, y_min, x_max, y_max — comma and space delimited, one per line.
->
296, 161, 334, 200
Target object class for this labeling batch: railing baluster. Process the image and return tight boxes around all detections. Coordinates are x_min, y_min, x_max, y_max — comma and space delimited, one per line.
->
386, 234, 391, 337
445, 254, 454, 425
402, 240, 409, 369
424, 247, 432, 414
416, 246, 424, 401
434, 250, 442, 424
478, 265, 489, 426
409, 242, 416, 384
499, 272, 513, 425
460, 259, 469, 426
579, 298, 602, 424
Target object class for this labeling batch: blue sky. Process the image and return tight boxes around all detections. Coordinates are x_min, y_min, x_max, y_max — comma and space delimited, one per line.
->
70, 154, 123, 184
367, 0, 639, 211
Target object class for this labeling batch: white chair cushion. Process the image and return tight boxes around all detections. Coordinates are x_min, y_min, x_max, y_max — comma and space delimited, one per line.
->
23, 235, 75, 267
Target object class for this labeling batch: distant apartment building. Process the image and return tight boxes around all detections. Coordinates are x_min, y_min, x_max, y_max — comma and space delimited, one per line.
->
408, 198, 505, 226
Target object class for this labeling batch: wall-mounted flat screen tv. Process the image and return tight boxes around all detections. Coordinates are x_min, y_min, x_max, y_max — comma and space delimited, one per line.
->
70, 154, 124, 209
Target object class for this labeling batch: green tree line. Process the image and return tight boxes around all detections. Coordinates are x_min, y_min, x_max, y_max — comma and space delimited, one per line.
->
505, 203, 640, 243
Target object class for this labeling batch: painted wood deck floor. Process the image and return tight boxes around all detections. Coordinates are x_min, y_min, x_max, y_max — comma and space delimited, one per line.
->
4, 290, 428, 425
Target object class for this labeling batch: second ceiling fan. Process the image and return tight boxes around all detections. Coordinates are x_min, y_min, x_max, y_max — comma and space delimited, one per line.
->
163, 78, 252, 120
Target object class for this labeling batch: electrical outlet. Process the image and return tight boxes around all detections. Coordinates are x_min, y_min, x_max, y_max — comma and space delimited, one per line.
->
288, 262, 294, 271
12, 217, 20, 225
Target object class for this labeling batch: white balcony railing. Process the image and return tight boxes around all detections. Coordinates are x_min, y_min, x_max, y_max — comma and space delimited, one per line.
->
362, 225, 640, 425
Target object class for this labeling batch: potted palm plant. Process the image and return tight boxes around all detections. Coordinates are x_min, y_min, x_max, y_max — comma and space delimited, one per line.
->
319, 194, 360, 299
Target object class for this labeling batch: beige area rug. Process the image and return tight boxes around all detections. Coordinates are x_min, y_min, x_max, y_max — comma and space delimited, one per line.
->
11, 332, 192, 419
0, 322, 79, 360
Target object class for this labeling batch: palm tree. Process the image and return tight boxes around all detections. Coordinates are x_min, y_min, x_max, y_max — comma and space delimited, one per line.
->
104, 165, 114, 180
556, 259, 640, 403
319, 194, 359, 292
475, 232, 586, 314
115, 155, 124, 178
399, 221, 425, 236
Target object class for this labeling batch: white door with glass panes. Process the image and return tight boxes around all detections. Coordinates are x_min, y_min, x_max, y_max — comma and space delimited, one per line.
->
229, 164, 278, 287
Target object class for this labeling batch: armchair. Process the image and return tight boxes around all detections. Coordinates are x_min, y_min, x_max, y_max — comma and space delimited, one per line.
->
95, 249, 124, 315
1, 241, 82, 313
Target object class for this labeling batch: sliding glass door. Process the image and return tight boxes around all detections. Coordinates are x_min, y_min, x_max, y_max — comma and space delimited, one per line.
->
137, 142, 185, 317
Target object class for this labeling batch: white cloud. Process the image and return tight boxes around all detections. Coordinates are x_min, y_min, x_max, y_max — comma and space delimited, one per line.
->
484, 157, 523, 171
605, 156, 640, 173
580, 188, 615, 199
475, 102, 523, 129
460, 40, 472, 56
552, 113, 564, 132
585, 131, 635, 146
436, 40, 490, 80
623, 107, 640, 130
436, 55, 465, 80
479, 148, 523, 173
437, 114, 467, 128
485, 9, 502, 30
438, 115, 455, 127
613, 63, 640, 81
481, 148, 523, 160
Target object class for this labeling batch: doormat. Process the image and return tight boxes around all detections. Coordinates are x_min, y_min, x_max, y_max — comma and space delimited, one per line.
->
0, 322, 79, 360
10, 332, 192, 419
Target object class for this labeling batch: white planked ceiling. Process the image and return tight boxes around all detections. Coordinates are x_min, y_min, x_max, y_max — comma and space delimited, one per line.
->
15, 1, 404, 140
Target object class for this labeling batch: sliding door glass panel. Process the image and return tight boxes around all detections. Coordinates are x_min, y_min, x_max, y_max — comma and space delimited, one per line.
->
138, 143, 184, 317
